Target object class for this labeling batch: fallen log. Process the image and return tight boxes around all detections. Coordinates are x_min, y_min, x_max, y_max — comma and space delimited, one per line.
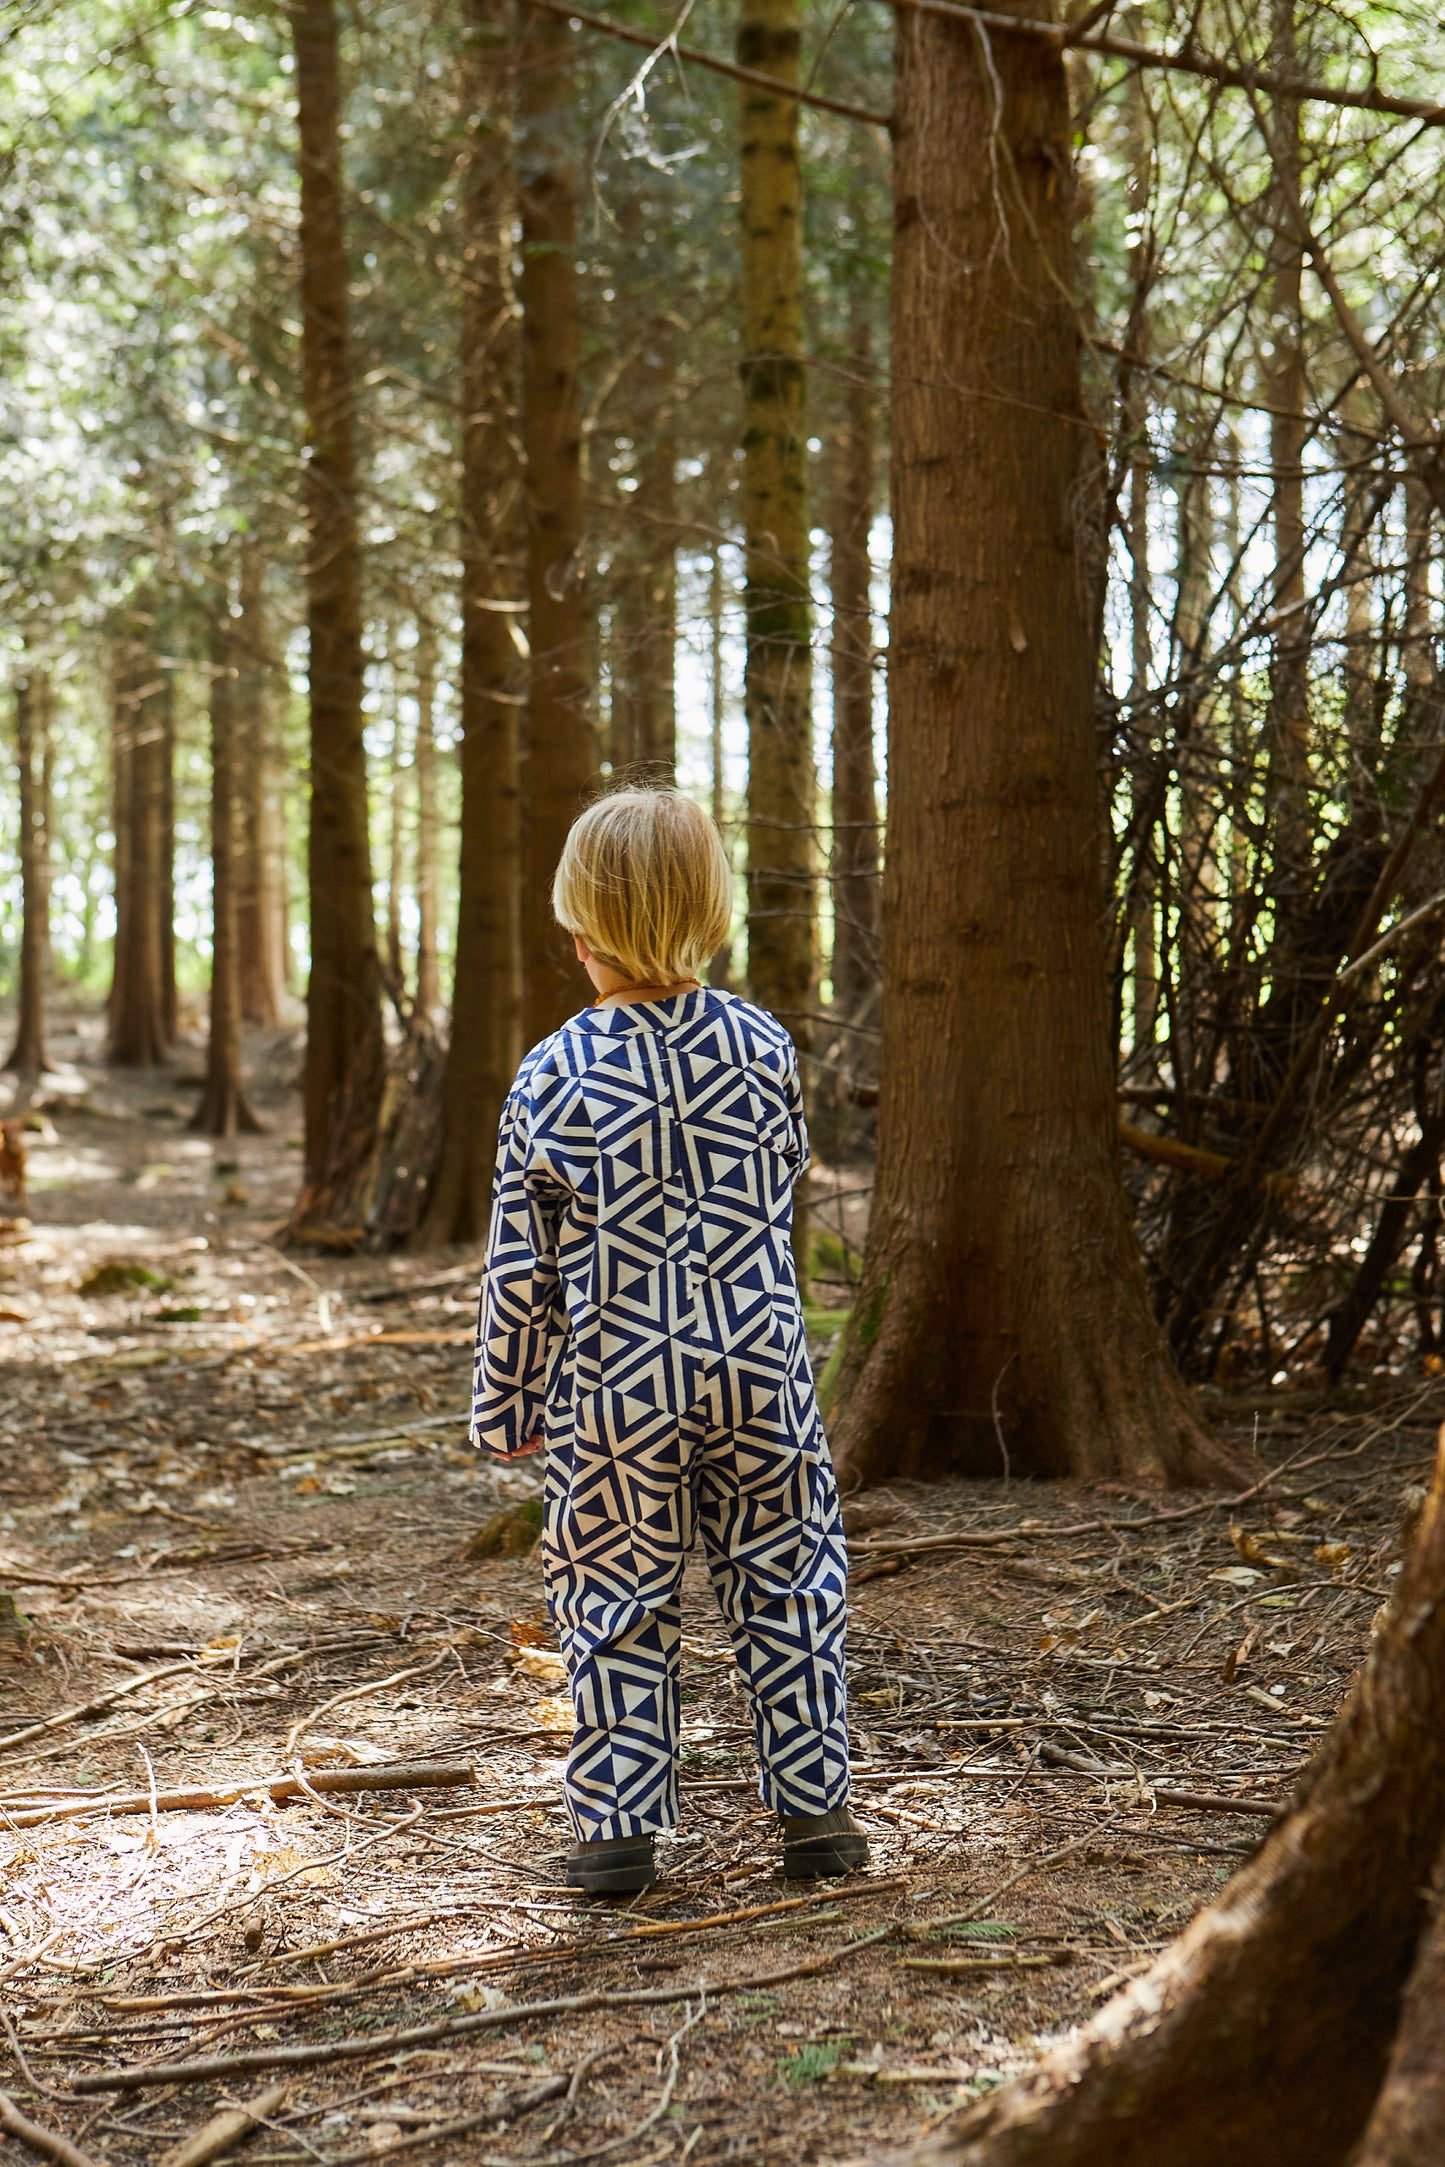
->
4, 1761, 474, 1829
879, 1422, 1445, 2167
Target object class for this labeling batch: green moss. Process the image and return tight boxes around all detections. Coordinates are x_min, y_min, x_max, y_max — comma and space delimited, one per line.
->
854, 1272, 891, 1351
779, 2040, 845, 2086
77, 1260, 171, 1296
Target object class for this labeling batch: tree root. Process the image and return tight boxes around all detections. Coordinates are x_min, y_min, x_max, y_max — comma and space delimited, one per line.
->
881, 1424, 1445, 2167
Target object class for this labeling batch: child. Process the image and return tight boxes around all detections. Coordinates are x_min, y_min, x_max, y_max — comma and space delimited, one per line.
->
470, 787, 866, 1895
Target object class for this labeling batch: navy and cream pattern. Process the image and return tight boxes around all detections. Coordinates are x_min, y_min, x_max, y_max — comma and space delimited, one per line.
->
471, 988, 851, 1840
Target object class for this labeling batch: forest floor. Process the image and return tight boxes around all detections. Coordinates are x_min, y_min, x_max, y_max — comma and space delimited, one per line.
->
0, 1016, 1434, 2166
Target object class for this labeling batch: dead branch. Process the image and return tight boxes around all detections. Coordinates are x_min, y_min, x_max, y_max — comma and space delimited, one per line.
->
2, 1761, 474, 1830
157, 2082, 290, 2167
0, 2093, 106, 2167
1118, 1119, 1297, 1197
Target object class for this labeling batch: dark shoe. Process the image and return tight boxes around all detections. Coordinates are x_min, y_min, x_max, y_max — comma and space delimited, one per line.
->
781, 1806, 870, 1878
565, 1833, 657, 1895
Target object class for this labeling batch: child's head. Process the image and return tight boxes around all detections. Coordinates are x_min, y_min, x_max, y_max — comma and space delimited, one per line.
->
553, 787, 732, 987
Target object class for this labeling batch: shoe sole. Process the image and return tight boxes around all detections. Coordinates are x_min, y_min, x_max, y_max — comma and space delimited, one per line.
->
565, 1848, 656, 1895
783, 1836, 870, 1878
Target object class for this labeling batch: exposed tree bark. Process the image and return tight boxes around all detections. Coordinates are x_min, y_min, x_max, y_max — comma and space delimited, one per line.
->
235, 548, 290, 1029
1348, 1844, 1445, 2167
885, 1427, 1445, 2167
159, 674, 177, 1047
610, 313, 678, 780
708, 543, 734, 991
413, 610, 441, 1019
107, 618, 171, 1070
1265, 0, 1313, 927
518, 0, 595, 1045
192, 599, 263, 1139
826, 0, 1224, 1488
7, 665, 51, 1079
1121, 27, 1158, 1074
739, 0, 815, 1278
288, 0, 388, 1234
414, 0, 523, 1249
828, 305, 879, 1029
386, 665, 410, 1004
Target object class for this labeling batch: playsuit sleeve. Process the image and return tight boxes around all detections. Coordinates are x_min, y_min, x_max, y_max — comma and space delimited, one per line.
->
469, 1088, 560, 1457
782, 1037, 811, 1183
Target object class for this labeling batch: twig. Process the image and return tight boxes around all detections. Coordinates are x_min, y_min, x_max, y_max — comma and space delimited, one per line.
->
319, 2071, 571, 2166
0, 2092, 107, 2167
71, 1929, 901, 2092
282, 1657, 448, 1759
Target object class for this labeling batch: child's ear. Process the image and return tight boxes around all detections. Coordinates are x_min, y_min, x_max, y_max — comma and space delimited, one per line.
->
573, 934, 591, 963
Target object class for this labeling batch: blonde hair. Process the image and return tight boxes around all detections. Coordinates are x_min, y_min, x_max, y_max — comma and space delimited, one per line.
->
552, 788, 732, 986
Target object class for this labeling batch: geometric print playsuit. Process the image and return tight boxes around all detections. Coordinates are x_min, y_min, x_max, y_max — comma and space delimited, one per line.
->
470, 987, 852, 1841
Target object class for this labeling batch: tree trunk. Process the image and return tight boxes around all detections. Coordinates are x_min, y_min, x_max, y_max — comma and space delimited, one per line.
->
1265, 0, 1312, 925
886, 1427, 1445, 2167
610, 314, 678, 781
159, 675, 177, 1046
236, 548, 289, 1029
708, 544, 734, 991
288, 0, 387, 1234
518, 0, 595, 1045
386, 669, 409, 1004
7, 666, 51, 1079
108, 620, 171, 1069
829, 307, 879, 1029
739, 0, 816, 1045
825, 0, 1224, 1489
414, 0, 523, 1248
192, 600, 263, 1139
413, 611, 441, 1019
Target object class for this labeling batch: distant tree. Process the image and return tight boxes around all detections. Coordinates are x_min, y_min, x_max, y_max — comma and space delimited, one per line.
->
107, 611, 173, 1070
6, 662, 51, 1080
192, 590, 262, 1138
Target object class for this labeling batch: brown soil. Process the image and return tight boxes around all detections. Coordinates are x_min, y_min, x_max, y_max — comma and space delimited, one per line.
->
0, 1020, 1427, 2165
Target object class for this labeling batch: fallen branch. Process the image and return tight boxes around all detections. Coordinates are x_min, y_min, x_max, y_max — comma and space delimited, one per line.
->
0, 2092, 106, 2167
157, 2081, 290, 2167
3, 1762, 474, 1830
1036, 1743, 1281, 1818
321, 2072, 571, 2166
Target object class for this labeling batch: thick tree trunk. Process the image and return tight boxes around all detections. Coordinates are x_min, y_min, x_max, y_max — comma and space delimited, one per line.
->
236, 549, 290, 1029
108, 622, 171, 1069
828, 308, 879, 1028
518, 0, 595, 1045
414, 0, 523, 1249
826, 0, 1222, 1488
739, 0, 816, 1048
7, 667, 51, 1079
885, 1427, 1445, 2167
192, 603, 262, 1139
288, 0, 387, 1233
413, 611, 441, 1019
